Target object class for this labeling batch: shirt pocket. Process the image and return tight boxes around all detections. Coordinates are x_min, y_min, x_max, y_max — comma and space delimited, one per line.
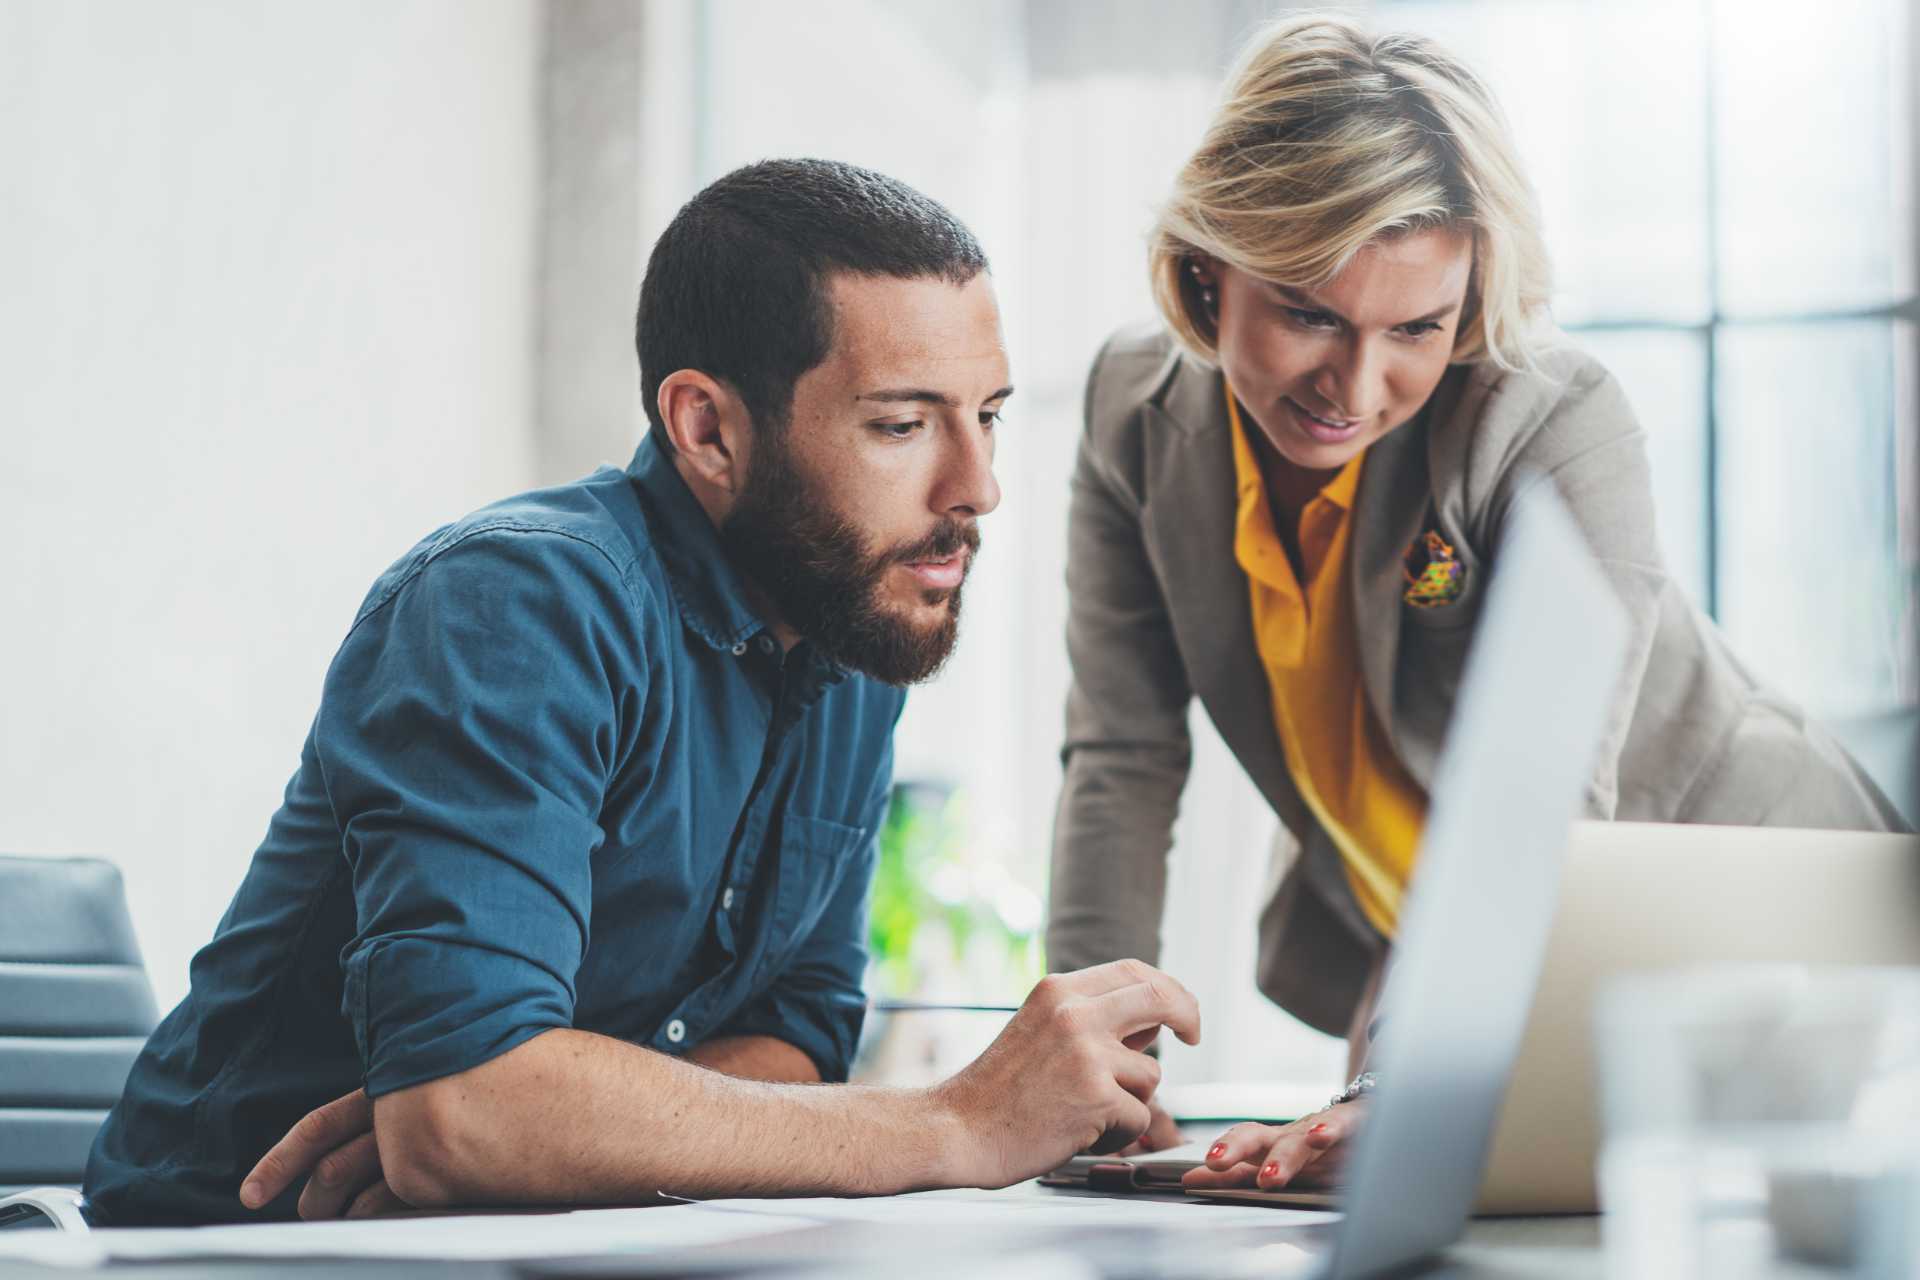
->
760, 812, 870, 973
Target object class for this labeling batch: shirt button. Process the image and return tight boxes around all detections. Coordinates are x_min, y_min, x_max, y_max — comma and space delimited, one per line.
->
665, 1019, 686, 1044
730, 641, 747, 656
756, 634, 776, 654
722, 887, 735, 910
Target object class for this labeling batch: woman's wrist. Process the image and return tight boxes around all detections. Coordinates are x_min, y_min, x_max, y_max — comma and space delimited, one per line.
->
1328, 1070, 1377, 1108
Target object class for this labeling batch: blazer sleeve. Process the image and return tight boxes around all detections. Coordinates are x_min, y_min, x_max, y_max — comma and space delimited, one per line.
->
1045, 337, 1196, 974
1482, 357, 1668, 819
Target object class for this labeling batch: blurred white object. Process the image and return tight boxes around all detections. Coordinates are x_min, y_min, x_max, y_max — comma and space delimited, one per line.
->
1598, 966, 1920, 1279
0, 1188, 88, 1233
1486, 822, 1920, 1214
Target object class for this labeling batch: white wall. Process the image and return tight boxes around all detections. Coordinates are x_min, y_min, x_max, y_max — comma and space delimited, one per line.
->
0, 0, 542, 1006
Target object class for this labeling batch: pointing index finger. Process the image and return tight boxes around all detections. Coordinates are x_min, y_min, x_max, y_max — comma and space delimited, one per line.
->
1085, 974, 1201, 1046
239, 1089, 373, 1209
1053, 958, 1170, 998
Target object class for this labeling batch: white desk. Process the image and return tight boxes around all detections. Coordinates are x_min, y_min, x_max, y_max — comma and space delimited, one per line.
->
0, 1186, 1607, 1279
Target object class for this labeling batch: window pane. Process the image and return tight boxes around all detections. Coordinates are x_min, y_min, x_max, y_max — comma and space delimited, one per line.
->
1380, 0, 1711, 324
1716, 320, 1916, 714
1571, 328, 1711, 608
1712, 0, 1912, 316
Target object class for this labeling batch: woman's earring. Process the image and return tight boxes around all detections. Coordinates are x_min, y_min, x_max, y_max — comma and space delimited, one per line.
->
1188, 260, 1217, 315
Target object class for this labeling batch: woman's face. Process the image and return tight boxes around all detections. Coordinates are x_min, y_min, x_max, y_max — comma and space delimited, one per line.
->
1203, 227, 1474, 475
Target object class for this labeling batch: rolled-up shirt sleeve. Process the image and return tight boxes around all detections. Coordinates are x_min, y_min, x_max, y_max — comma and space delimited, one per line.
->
714, 757, 891, 1082
316, 527, 646, 1098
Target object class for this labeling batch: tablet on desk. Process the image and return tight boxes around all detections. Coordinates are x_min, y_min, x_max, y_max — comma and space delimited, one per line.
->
1184, 1185, 1342, 1210
1039, 1139, 1341, 1210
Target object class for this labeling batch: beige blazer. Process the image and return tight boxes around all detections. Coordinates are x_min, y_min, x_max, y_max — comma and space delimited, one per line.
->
1046, 323, 1905, 1037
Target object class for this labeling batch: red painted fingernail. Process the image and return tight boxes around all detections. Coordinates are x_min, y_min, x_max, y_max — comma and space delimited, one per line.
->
1261, 1161, 1279, 1180
1207, 1142, 1227, 1160
1309, 1123, 1329, 1136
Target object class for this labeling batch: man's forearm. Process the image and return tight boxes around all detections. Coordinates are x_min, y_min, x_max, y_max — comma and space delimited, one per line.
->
686, 1033, 821, 1083
373, 1027, 961, 1208
253, 960, 1195, 1220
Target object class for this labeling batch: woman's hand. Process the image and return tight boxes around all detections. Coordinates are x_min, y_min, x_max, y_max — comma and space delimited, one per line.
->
1181, 1100, 1367, 1191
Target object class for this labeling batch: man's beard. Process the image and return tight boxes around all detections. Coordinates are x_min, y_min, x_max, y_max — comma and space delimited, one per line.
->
720, 433, 978, 687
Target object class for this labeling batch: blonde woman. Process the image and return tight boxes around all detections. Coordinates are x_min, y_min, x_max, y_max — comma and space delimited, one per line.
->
1045, 13, 1904, 1192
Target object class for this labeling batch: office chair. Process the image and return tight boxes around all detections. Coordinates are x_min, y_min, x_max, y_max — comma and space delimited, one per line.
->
0, 855, 159, 1230
1830, 708, 1920, 831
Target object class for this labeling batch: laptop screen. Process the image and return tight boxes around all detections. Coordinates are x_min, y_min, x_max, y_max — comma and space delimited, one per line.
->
1325, 481, 1628, 1279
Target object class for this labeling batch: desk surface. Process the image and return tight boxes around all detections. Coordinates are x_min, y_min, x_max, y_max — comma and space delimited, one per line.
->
1451, 1215, 1603, 1278
0, 1184, 1608, 1280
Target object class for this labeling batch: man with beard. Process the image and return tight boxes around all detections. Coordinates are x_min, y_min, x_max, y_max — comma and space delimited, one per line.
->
81, 159, 1196, 1226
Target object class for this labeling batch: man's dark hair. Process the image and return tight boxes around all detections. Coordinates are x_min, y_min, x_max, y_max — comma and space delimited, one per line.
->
637, 159, 988, 445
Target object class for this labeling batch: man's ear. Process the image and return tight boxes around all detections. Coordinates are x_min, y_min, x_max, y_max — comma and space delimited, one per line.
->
657, 370, 751, 494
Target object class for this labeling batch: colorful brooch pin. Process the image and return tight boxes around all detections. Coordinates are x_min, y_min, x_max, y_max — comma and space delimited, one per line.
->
1403, 529, 1466, 609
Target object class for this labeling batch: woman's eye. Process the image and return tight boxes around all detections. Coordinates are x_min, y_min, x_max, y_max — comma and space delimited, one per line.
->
1399, 321, 1443, 339
1285, 307, 1338, 330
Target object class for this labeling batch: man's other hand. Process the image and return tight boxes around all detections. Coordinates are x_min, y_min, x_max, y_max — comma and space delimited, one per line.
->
1118, 1098, 1185, 1155
239, 1088, 406, 1220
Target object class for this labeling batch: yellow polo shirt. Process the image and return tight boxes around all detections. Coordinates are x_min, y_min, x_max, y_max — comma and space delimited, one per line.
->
1227, 387, 1428, 937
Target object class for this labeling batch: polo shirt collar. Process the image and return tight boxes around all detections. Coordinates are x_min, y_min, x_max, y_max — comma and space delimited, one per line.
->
1226, 382, 1365, 511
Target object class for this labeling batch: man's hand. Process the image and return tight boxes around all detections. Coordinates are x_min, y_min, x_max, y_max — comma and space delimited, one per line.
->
239, 1089, 406, 1220
1181, 1099, 1366, 1192
932, 959, 1200, 1187
1118, 1098, 1185, 1155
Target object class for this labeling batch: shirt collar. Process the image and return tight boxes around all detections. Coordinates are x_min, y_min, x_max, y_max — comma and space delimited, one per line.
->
626, 432, 769, 653
624, 435, 851, 691
1320, 447, 1364, 511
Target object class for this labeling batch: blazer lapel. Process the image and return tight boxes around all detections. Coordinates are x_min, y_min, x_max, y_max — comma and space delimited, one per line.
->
1143, 366, 1308, 834
1349, 401, 1434, 749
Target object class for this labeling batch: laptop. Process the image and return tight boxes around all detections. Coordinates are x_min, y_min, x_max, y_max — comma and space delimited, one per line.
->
1049, 478, 1630, 1276
1477, 819, 1920, 1214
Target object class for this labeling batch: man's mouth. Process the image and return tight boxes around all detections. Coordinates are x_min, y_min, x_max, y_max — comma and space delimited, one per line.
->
1285, 397, 1365, 444
901, 548, 968, 591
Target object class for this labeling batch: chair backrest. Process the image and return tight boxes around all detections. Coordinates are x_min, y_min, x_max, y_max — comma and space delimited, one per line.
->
0, 856, 159, 1191
1828, 708, 1920, 830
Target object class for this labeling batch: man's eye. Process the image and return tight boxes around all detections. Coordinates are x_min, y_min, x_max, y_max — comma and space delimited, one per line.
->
980, 410, 1006, 429
1286, 307, 1338, 330
874, 420, 924, 440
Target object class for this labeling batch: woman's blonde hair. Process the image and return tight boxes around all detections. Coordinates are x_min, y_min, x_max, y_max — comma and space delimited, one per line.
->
1150, 12, 1553, 371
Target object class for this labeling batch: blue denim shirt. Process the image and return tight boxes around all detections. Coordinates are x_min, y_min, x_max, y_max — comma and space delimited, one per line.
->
85, 434, 904, 1224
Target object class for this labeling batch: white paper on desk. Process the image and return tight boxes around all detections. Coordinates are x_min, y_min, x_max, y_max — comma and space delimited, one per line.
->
0, 1204, 815, 1268
695, 1186, 1341, 1229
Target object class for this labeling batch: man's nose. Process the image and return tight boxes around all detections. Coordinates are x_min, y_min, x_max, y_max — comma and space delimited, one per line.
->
936, 417, 1000, 518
